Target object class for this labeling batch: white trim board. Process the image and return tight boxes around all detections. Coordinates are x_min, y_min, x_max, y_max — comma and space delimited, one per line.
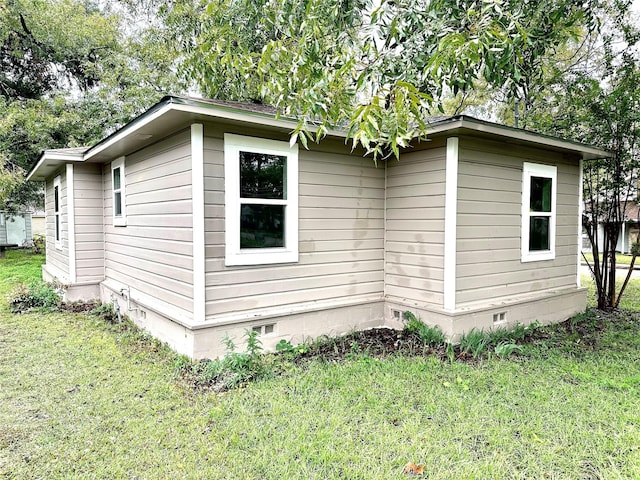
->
443, 137, 459, 312
191, 124, 206, 322
66, 164, 77, 283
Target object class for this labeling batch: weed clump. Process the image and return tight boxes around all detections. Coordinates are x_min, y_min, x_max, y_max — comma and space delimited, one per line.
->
402, 311, 447, 346
7, 281, 62, 313
90, 302, 121, 324
176, 329, 272, 392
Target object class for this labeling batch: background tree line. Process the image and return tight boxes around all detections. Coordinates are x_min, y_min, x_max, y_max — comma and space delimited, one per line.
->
1, 0, 637, 309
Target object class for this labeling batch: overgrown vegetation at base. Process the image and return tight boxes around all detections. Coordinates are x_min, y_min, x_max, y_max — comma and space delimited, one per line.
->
176, 330, 273, 393
3, 251, 640, 478
7, 281, 62, 313
173, 309, 629, 393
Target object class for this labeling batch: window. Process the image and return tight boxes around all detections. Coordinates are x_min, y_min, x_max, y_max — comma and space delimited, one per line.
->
521, 162, 556, 262
111, 157, 126, 226
224, 134, 298, 266
53, 175, 62, 249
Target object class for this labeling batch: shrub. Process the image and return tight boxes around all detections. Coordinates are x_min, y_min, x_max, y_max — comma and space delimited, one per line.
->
8, 281, 62, 313
402, 311, 447, 346
90, 302, 121, 324
31, 234, 45, 255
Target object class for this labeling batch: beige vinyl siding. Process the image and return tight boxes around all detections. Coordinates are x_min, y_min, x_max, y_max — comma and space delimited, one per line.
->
73, 164, 104, 283
45, 169, 69, 278
456, 137, 580, 306
385, 145, 447, 308
203, 127, 385, 318
103, 130, 194, 313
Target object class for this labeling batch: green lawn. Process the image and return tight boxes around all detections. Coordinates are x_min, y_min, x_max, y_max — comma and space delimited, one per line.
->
582, 251, 636, 266
2, 250, 640, 479
582, 273, 640, 310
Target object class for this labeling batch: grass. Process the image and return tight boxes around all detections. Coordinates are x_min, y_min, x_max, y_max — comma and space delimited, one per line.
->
2, 250, 640, 479
582, 251, 636, 266
582, 273, 640, 310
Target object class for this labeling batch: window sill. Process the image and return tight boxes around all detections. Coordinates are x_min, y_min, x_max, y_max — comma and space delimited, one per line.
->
225, 248, 298, 266
521, 251, 555, 263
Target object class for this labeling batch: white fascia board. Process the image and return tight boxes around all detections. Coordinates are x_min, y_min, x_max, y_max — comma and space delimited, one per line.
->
425, 118, 610, 160
84, 103, 174, 161
169, 102, 346, 138
85, 102, 345, 164
26, 154, 84, 182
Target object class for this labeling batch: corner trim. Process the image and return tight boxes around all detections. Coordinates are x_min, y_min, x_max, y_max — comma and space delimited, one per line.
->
577, 159, 583, 287
444, 137, 459, 312
191, 124, 206, 322
66, 164, 77, 283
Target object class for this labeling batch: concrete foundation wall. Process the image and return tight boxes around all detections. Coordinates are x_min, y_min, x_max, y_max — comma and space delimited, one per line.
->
101, 279, 384, 359
386, 286, 587, 342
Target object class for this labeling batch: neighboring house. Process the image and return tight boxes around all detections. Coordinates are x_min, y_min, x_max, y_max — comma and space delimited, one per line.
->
30, 210, 46, 237
0, 211, 32, 246
26, 96, 609, 358
584, 201, 640, 254
609, 201, 639, 254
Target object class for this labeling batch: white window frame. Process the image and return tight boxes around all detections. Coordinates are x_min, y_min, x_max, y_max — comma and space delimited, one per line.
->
224, 133, 299, 266
521, 162, 557, 262
53, 175, 62, 250
111, 156, 126, 226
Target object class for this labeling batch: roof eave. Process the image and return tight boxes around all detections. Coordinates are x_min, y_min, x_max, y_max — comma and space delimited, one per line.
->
26, 97, 611, 183
83, 96, 347, 163
424, 116, 611, 160
26, 151, 86, 182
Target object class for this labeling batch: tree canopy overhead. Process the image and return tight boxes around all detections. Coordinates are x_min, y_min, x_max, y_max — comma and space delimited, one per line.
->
520, 0, 640, 310
167, 0, 595, 158
0, 0, 184, 211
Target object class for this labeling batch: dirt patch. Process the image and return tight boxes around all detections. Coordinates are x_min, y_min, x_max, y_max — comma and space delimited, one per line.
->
289, 328, 460, 365
289, 308, 640, 365
60, 300, 100, 313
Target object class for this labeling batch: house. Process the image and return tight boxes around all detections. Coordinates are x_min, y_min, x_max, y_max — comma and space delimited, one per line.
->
27, 96, 609, 358
0, 211, 32, 246
582, 201, 640, 254
30, 209, 46, 237
605, 201, 639, 254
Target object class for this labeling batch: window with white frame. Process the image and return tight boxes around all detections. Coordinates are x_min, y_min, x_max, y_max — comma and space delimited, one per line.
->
111, 157, 126, 226
224, 134, 299, 266
53, 175, 62, 249
521, 162, 557, 262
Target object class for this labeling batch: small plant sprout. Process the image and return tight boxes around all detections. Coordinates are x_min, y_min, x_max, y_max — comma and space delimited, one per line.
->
494, 342, 523, 358
402, 311, 447, 346
459, 329, 490, 358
